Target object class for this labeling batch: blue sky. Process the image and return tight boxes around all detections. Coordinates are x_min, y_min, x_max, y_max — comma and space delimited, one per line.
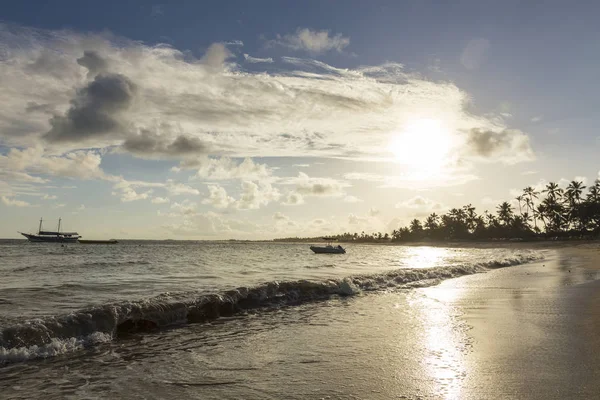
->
0, 1, 599, 239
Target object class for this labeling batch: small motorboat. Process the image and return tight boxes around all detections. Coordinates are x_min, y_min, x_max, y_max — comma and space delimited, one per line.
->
310, 238, 346, 254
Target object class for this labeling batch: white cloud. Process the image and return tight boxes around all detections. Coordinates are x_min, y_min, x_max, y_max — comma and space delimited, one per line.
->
1, 196, 33, 207
281, 172, 348, 197
165, 180, 200, 196
531, 116, 543, 123
267, 28, 350, 54
281, 191, 305, 206
344, 171, 479, 190
292, 164, 310, 168
202, 185, 235, 209
235, 181, 281, 210
151, 196, 170, 204
395, 196, 445, 217
343, 195, 363, 203
368, 207, 380, 217
42, 194, 57, 200
163, 211, 260, 238
522, 170, 538, 175
170, 199, 197, 216
243, 54, 273, 64
77, 204, 85, 210
193, 157, 273, 181
0, 147, 108, 180
0, 25, 534, 169
115, 187, 153, 202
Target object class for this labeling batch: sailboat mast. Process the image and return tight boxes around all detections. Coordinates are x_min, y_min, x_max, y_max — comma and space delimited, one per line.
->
39, 218, 43, 234
58, 218, 61, 233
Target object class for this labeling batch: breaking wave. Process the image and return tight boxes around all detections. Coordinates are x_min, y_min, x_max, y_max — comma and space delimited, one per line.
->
0, 253, 541, 365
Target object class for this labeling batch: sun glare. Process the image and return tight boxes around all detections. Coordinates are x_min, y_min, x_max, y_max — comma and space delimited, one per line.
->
388, 119, 453, 172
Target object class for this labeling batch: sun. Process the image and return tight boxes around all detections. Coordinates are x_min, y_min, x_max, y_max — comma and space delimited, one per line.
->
388, 119, 453, 172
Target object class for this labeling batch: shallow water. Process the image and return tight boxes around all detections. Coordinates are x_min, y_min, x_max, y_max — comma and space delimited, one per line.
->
0, 240, 547, 398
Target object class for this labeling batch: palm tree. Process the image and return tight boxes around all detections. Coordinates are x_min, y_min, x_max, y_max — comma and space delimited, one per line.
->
543, 182, 562, 201
496, 202, 514, 226
523, 186, 539, 229
566, 180, 586, 204
424, 213, 439, 230
515, 195, 524, 215
565, 180, 586, 230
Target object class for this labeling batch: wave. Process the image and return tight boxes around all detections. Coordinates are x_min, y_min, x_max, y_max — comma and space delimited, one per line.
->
0, 253, 541, 365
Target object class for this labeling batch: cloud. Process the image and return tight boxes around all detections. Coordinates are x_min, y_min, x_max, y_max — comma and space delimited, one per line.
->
151, 4, 164, 17
227, 40, 244, 47
165, 180, 200, 195
463, 128, 534, 164
243, 54, 273, 64
0, 147, 108, 180
273, 211, 288, 221
122, 129, 210, 159
343, 195, 362, 203
44, 73, 136, 143
281, 191, 305, 206
0, 25, 534, 172
267, 28, 350, 54
202, 185, 235, 209
522, 170, 538, 175
293, 164, 310, 168
395, 196, 445, 217
200, 43, 233, 70
531, 116, 543, 123
169, 199, 198, 216
77, 204, 85, 210
343, 171, 479, 190
76, 50, 109, 77
368, 207, 380, 217
193, 157, 273, 181
461, 38, 490, 70
235, 181, 280, 210
42, 194, 57, 200
162, 211, 260, 238
114, 187, 153, 202
1, 196, 33, 207
151, 196, 170, 204
282, 172, 348, 197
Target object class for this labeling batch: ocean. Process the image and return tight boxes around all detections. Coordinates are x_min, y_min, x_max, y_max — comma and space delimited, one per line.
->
0, 240, 546, 399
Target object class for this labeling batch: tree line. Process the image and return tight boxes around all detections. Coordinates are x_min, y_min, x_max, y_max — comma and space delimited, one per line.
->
275, 179, 600, 243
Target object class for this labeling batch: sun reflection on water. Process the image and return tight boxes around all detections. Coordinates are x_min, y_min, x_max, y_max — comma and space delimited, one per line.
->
404, 246, 450, 269
410, 285, 468, 400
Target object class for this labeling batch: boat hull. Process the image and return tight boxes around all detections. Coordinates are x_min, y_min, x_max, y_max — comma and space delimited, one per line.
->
20, 233, 80, 243
310, 245, 346, 254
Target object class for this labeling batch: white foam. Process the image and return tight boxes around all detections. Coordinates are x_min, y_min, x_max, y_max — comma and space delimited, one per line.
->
0, 331, 112, 364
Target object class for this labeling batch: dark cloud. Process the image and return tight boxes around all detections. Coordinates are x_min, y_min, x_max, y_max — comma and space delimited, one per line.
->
122, 129, 209, 157
77, 50, 108, 77
465, 128, 534, 162
43, 73, 136, 143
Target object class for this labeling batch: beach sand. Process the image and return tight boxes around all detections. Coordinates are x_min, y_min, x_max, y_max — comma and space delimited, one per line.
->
426, 247, 600, 399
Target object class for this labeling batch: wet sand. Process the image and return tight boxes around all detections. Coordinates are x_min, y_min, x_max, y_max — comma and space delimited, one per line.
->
427, 247, 600, 399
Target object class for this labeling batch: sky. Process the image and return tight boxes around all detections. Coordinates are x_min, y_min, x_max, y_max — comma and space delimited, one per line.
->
0, 0, 599, 239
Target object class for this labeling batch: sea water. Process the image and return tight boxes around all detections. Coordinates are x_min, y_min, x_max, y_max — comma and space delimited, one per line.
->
0, 240, 544, 398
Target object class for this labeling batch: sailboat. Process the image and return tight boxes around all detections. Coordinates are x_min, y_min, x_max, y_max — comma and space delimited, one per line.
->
19, 218, 81, 243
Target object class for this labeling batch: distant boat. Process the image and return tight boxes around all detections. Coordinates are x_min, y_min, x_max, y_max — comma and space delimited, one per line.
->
20, 218, 81, 243
310, 237, 346, 254
78, 239, 118, 244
